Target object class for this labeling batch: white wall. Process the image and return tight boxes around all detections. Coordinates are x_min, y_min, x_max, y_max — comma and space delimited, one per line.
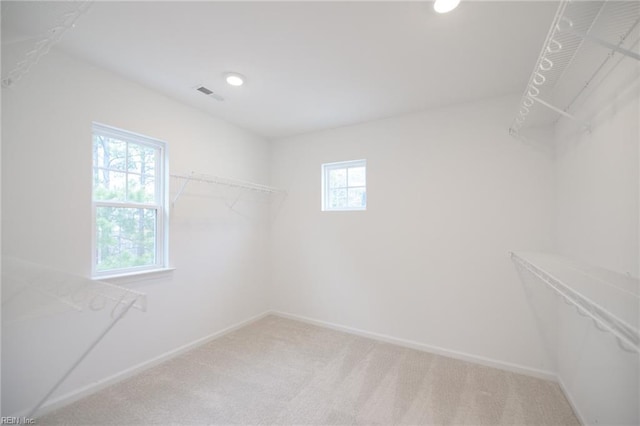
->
554, 49, 639, 425
269, 94, 556, 374
3, 27, 636, 424
1, 46, 271, 416
556, 55, 639, 278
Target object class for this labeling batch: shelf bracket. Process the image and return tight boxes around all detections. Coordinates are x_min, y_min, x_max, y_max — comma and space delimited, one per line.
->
172, 172, 194, 206
530, 95, 591, 131
27, 298, 138, 418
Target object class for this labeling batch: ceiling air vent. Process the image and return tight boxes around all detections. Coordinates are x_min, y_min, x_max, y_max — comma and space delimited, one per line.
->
195, 85, 224, 101
197, 86, 213, 95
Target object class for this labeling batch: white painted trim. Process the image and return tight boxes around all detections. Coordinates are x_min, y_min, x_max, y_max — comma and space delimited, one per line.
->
91, 121, 169, 279
28, 310, 271, 419
26, 310, 564, 420
98, 267, 175, 283
558, 376, 587, 425
270, 310, 557, 381
321, 159, 367, 211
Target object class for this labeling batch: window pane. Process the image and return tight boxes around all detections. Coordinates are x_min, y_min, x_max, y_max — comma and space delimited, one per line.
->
93, 136, 126, 170
95, 207, 157, 272
322, 160, 366, 211
329, 168, 347, 188
348, 188, 366, 208
329, 188, 347, 208
93, 170, 126, 201
127, 174, 156, 203
128, 144, 157, 176
348, 167, 366, 187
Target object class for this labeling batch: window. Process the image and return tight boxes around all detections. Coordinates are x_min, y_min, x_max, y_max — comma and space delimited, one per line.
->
322, 159, 367, 211
92, 123, 168, 277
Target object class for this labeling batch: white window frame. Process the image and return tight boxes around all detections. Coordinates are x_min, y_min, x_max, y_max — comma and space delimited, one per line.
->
321, 159, 367, 211
91, 122, 169, 278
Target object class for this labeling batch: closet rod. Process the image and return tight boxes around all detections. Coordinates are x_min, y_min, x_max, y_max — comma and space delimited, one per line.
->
511, 252, 639, 354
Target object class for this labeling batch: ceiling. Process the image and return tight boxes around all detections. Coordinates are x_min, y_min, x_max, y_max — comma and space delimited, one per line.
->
1, 1, 557, 140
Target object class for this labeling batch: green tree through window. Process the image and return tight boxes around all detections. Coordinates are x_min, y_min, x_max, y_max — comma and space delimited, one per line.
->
92, 123, 167, 276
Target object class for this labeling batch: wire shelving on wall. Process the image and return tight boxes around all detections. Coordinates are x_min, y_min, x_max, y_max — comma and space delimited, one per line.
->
2, 257, 147, 418
509, 0, 640, 137
511, 252, 639, 354
170, 171, 286, 206
1, 0, 93, 88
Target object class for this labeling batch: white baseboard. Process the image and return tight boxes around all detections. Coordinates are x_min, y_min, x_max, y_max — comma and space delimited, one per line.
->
29, 310, 271, 419
270, 310, 557, 381
557, 377, 587, 425
27, 309, 560, 420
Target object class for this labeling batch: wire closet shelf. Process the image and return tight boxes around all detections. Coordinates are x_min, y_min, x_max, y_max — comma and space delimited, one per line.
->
1, 0, 93, 88
509, 0, 640, 137
511, 252, 639, 354
170, 172, 286, 205
2, 258, 147, 418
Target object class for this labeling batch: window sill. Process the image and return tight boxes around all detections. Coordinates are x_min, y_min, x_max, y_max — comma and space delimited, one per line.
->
322, 208, 367, 212
93, 267, 175, 285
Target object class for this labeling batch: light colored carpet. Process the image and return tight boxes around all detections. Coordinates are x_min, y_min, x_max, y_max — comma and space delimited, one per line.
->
38, 315, 579, 425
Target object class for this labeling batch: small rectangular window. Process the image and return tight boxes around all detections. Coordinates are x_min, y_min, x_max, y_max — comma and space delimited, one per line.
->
322, 159, 366, 211
92, 123, 168, 277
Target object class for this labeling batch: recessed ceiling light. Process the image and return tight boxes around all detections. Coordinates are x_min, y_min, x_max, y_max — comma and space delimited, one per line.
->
224, 72, 245, 87
434, 0, 461, 14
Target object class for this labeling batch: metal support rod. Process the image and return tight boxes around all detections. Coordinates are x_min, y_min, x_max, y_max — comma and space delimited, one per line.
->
530, 96, 591, 130
565, 26, 640, 61
227, 191, 242, 210
511, 253, 639, 354
27, 298, 137, 418
172, 172, 193, 205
